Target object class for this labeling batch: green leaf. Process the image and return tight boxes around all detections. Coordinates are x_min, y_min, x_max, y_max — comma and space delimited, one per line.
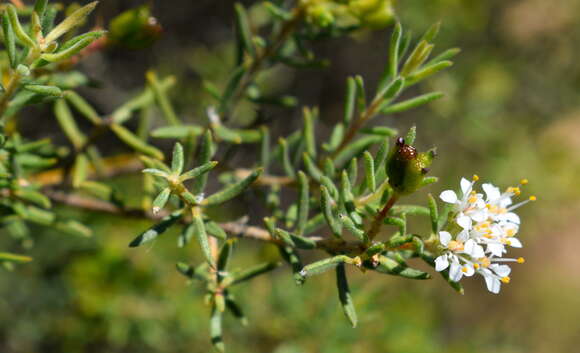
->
325, 122, 344, 151
343, 77, 357, 126
13, 188, 51, 209
146, 71, 181, 125
193, 130, 215, 194
376, 77, 404, 104
390, 205, 429, 217
129, 210, 182, 247
171, 143, 184, 174
388, 22, 402, 79
298, 255, 354, 282
363, 151, 376, 192
302, 152, 323, 182
64, 91, 101, 125
279, 137, 295, 178
40, 31, 105, 63
373, 255, 430, 279
6, 5, 36, 48
25, 85, 62, 97
428, 193, 438, 233
110, 123, 164, 159
234, 3, 256, 59
2, 11, 18, 68
296, 171, 309, 235
320, 185, 342, 238
401, 40, 433, 77
354, 75, 366, 114
303, 107, 316, 158
420, 21, 441, 43
142, 168, 169, 178
152, 187, 171, 214
54, 99, 86, 149
427, 48, 461, 66
405, 125, 416, 145
338, 214, 366, 242
112, 77, 175, 124
175, 261, 209, 281
0, 252, 33, 264
205, 220, 227, 240
336, 263, 357, 328
225, 261, 281, 286
225, 293, 248, 326
210, 305, 225, 352
34, 0, 49, 21
334, 135, 382, 169
405, 60, 453, 87
275, 228, 316, 249
217, 239, 234, 272
260, 126, 270, 172
179, 161, 218, 182
55, 219, 92, 237
382, 92, 443, 114
202, 168, 262, 206
72, 154, 89, 188
44, 1, 98, 44
151, 125, 203, 139
192, 210, 215, 266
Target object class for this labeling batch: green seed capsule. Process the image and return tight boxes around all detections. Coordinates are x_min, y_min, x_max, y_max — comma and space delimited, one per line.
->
386, 137, 435, 195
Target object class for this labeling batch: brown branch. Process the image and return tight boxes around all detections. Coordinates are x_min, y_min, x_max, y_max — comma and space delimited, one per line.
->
44, 189, 366, 254
366, 194, 399, 242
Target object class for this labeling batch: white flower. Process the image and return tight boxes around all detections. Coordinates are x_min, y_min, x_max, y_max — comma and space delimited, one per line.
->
439, 176, 488, 227
434, 231, 485, 282
435, 177, 534, 294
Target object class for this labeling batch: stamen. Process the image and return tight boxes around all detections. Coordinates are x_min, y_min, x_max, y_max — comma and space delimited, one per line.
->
473, 263, 480, 269
529, 195, 537, 201
501, 276, 511, 284
472, 175, 479, 182
520, 179, 528, 185
517, 257, 525, 264
461, 267, 468, 273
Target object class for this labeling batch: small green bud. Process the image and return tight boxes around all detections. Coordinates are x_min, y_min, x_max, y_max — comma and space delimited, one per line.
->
386, 137, 435, 195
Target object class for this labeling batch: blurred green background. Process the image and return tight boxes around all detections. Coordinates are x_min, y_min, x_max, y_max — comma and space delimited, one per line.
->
2, 0, 580, 352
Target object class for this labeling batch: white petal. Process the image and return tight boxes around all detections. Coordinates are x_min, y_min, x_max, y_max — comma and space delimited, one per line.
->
484, 276, 501, 294
460, 178, 472, 195
465, 240, 485, 258
457, 215, 472, 230
501, 212, 521, 225
508, 237, 522, 248
487, 243, 505, 257
463, 264, 475, 277
491, 264, 511, 277
449, 262, 463, 282
456, 230, 469, 242
482, 183, 500, 201
439, 231, 452, 246
471, 210, 488, 222
440, 190, 458, 204
435, 255, 450, 272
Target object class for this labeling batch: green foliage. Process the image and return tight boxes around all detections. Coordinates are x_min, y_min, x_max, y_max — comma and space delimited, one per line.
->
0, 1, 525, 352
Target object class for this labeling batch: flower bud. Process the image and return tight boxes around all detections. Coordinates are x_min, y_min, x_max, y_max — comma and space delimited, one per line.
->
386, 137, 435, 195
349, 0, 395, 30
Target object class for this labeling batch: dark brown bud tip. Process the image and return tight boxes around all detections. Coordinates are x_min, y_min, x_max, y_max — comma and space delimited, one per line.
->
396, 137, 405, 146
421, 167, 430, 174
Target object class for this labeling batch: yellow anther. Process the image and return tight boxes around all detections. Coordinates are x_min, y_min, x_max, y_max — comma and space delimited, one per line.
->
473, 263, 480, 269
479, 257, 491, 268
520, 179, 529, 185
506, 229, 516, 237
468, 195, 478, 203
461, 267, 468, 273
448, 240, 464, 252
501, 276, 511, 284
517, 257, 525, 264
472, 174, 480, 181
529, 195, 537, 201
506, 240, 512, 246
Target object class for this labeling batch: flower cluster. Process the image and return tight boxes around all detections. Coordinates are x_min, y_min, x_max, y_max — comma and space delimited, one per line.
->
435, 176, 535, 293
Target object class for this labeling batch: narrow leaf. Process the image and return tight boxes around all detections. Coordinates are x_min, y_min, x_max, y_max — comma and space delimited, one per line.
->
336, 263, 357, 328
202, 168, 262, 206
44, 1, 98, 44
129, 210, 182, 247
382, 92, 444, 114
